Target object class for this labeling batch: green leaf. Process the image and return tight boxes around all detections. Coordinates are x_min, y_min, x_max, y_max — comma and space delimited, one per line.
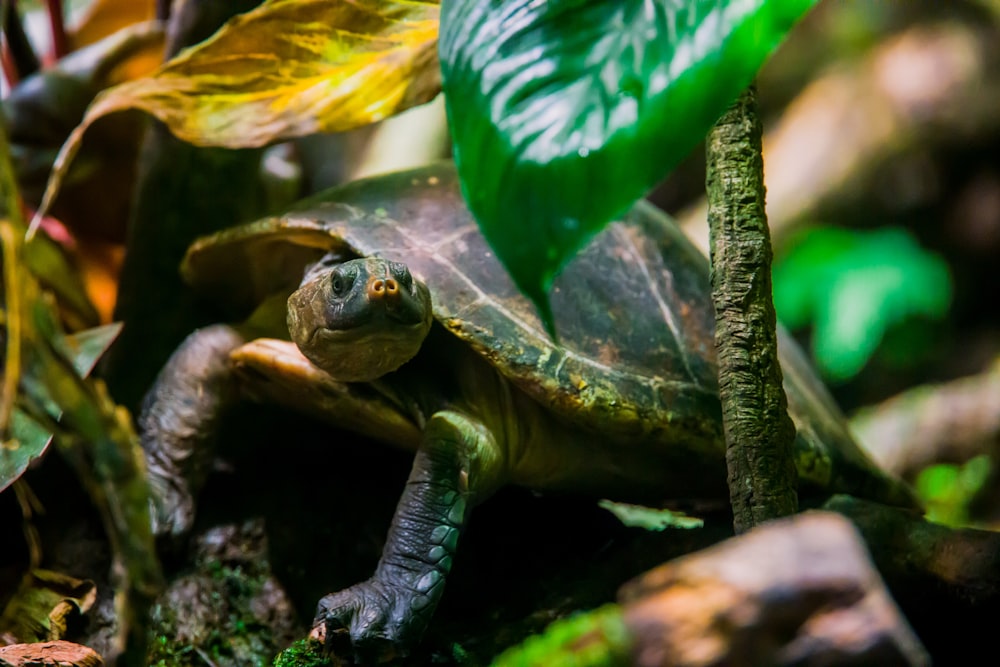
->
598, 499, 703, 530
66, 323, 125, 377
773, 226, 952, 381
24, 233, 101, 330
3, 410, 53, 491
440, 0, 818, 335
1, 324, 122, 494
3, 107, 160, 655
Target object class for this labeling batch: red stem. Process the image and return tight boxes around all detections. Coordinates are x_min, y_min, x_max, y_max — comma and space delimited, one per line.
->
45, 0, 67, 60
1, 43, 20, 87
2, 0, 40, 81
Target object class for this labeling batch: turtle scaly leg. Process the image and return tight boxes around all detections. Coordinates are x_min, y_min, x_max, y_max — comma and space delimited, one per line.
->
314, 409, 504, 661
139, 324, 246, 541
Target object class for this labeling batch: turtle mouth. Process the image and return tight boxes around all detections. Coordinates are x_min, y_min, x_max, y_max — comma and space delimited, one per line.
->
302, 319, 431, 381
321, 297, 428, 332
307, 318, 429, 346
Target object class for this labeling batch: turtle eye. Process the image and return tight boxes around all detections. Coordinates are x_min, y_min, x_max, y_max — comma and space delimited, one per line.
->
330, 268, 355, 297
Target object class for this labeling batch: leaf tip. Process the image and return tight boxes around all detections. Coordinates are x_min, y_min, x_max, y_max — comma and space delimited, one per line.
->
533, 293, 559, 344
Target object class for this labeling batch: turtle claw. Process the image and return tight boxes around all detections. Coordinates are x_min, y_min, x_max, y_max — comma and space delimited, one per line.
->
146, 474, 197, 544
313, 581, 414, 664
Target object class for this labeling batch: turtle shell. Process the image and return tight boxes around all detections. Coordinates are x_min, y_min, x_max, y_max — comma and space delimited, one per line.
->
183, 162, 721, 444
183, 162, 921, 507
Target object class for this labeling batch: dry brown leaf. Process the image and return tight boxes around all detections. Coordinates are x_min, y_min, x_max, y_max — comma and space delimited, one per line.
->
0, 570, 97, 644
0, 641, 103, 667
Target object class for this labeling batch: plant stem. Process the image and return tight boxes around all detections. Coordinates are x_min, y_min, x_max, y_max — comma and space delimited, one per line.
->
0, 102, 24, 442
45, 0, 67, 59
705, 85, 798, 534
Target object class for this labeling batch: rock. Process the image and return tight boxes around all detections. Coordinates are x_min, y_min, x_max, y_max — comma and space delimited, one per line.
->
618, 511, 929, 666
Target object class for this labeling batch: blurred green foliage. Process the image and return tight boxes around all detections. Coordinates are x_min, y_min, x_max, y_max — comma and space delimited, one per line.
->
916, 455, 991, 528
773, 226, 952, 382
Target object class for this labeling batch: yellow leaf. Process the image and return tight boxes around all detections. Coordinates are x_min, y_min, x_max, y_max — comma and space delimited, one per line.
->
121, 0, 442, 144
69, 0, 158, 50
33, 0, 441, 230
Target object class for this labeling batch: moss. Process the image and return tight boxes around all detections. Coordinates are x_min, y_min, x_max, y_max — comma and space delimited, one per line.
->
490, 605, 632, 667
146, 554, 293, 666
147, 633, 198, 667
272, 639, 334, 667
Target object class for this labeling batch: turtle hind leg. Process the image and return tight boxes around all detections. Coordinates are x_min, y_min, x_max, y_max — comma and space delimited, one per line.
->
140, 324, 246, 542
313, 410, 505, 662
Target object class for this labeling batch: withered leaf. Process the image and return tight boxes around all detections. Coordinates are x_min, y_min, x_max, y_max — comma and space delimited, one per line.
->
0, 640, 103, 667
0, 570, 97, 644
69, 0, 158, 50
35, 0, 440, 228
82, 0, 438, 147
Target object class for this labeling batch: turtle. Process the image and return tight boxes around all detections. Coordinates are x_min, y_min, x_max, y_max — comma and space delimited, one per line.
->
139, 161, 917, 661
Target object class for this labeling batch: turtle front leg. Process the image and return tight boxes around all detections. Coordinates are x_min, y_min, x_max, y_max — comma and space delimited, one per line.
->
314, 410, 503, 662
139, 324, 246, 541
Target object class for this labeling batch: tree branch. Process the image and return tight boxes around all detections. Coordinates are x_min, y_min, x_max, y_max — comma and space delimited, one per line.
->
706, 85, 798, 533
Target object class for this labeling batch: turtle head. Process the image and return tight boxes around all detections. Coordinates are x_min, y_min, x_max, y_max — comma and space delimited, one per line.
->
287, 257, 433, 381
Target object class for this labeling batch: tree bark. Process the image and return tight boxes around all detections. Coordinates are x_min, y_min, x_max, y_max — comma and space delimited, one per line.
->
706, 85, 798, 533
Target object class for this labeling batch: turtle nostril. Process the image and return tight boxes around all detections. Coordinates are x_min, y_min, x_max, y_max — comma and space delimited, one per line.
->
366, 275, 401, 301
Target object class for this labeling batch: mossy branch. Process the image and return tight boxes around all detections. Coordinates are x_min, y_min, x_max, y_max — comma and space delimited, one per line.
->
706, 85, 798, 533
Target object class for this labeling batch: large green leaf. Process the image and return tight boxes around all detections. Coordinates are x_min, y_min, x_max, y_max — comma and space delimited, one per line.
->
440, 0, 817, 334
